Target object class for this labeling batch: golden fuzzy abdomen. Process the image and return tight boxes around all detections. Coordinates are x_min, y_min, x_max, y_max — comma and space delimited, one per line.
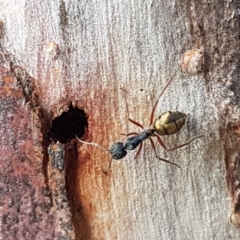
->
153, 111, 187, 135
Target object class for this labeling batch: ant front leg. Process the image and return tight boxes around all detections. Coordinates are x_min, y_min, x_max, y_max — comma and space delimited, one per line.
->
148, 66, 181, 127
128, 118, 144, 129
121, 87, 144, 130
120, 132, 139, 137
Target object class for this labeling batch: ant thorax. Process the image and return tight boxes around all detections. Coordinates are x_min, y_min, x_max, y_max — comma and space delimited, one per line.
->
123, 129, 153, 150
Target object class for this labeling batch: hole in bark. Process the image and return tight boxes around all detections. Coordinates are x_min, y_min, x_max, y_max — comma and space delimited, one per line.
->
48, 104, 88, 143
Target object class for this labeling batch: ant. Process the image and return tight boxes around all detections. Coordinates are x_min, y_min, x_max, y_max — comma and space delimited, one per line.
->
76, 66, 203, 171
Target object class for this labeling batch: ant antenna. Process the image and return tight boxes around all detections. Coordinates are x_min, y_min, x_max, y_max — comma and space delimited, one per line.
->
76, 136, 109, 152
76, 136, 113, 173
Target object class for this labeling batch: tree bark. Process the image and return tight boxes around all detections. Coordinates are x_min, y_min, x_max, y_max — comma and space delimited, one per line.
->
0, 0, 240, 239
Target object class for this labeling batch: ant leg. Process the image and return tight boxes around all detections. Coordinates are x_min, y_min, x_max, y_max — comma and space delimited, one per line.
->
149, 137, 181, 169
152, 133, 168, 150
128, 118, 144, 129
121, 86, 145, 130
120, 132, 139, 137
134, 142, 143, 160
153, 134, 203, 151
167, 135, 203, 151
149, 66, 181, 126
121, 88, 144, 132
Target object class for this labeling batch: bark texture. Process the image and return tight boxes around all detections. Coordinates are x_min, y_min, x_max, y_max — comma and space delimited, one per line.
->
0, 0, 240, 239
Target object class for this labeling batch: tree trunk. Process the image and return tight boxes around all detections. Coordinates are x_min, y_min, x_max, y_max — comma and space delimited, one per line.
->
0, 0, 240, 239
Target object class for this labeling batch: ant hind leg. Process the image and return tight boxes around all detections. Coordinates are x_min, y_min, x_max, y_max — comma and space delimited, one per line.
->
153, 134, 203, 151
149, 137, 181, 169
166, 135, 203, 151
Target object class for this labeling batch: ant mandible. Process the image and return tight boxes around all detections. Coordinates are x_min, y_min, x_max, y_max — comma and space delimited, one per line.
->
76, 66, 203, 170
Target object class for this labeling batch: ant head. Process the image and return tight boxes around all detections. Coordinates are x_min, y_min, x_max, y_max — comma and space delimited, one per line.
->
109, 142, 127, 159
102, 142, 128, 174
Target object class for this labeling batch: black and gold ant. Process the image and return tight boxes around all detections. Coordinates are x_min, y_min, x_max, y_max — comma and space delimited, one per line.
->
76, 66, 202, 171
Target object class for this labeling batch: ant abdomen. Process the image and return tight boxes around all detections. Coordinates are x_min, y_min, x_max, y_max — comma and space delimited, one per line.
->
153, 111, 187, 135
